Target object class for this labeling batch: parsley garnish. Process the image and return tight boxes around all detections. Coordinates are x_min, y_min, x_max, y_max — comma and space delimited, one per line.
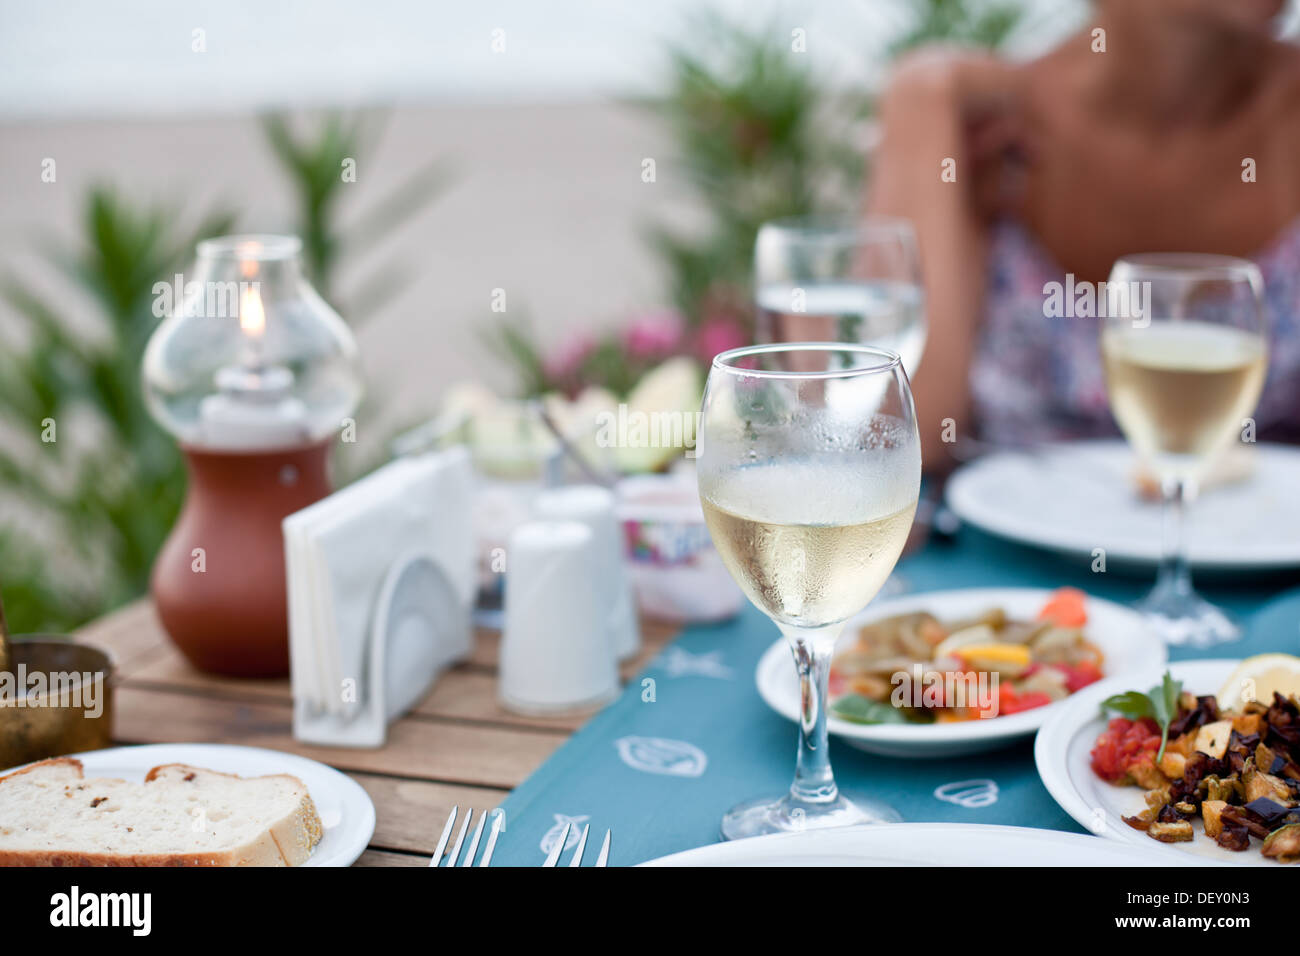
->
1102, 672, 1183, 761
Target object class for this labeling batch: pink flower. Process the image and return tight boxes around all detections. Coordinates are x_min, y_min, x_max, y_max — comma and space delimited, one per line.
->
623, 310, 685, 359
695, 316, 748, 362
545, 333, 596, 382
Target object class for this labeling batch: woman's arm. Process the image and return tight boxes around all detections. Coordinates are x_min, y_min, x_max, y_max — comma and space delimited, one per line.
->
866, 51, 1020, 472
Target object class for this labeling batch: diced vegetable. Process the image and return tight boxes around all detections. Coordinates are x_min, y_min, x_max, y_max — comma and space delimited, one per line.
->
1261, 824, 1300, 863
1036, 587, 1088, 628
1056, 660, 1104, 693
1193, 720, 1233, 759
996, 684, 1052, 716
1158, 750, 1187, 779
1148, 820, 1194, 843
1201, 800, 1228, 838
1090, 716, 1162, 783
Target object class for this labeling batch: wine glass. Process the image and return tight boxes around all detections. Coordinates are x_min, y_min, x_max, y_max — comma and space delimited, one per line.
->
754, 217, 926, 377
1101, 254, 1268, 646
697, 343, 921, 839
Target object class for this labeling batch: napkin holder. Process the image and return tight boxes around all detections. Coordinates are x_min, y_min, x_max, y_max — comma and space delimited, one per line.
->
294, 550, 469, 748
285, 450, 476, 748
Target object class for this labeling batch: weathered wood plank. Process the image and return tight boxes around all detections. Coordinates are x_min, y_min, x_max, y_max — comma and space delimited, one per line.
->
110, 685, 564, 789
412, 671, 587, 730
469, 618, 681, 674
353, 849, 426, 867
73, 600, 169, 674
119, 617, 679, 732
351, 772, 509, 855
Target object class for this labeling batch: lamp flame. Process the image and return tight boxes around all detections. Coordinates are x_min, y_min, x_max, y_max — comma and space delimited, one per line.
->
239, 284, 265, 339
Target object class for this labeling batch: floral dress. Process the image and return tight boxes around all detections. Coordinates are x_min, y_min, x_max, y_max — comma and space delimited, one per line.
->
971, 219, 1300, 446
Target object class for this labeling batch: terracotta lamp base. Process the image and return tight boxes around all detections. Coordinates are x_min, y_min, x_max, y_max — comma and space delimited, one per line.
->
151, 440, 333, 678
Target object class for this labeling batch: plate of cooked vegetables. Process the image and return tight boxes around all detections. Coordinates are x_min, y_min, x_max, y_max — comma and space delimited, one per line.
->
1035, 656, 1300, 865
755, 587, 1166, 758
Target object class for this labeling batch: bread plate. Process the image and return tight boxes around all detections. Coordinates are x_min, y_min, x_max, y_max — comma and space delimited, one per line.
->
755, 587, 1166, 758
2, 743, 375, 867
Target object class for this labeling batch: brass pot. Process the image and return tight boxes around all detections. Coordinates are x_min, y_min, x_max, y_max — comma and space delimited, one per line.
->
0, 636, 115, 771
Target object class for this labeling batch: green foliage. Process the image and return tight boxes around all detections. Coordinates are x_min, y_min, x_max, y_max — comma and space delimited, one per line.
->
890, 0, 1024, 54
647, 4, 1025, 338
647, 13, 861, 333
262, 110, 450, 478
0, 188, 236, 633
480, 316, 552, 400
260, 111, 449, 321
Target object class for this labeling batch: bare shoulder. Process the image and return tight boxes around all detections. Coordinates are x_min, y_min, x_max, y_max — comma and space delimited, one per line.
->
1265, 43, 1300, 124
881, 44, 1016, 105
1258, 43, 1300, 193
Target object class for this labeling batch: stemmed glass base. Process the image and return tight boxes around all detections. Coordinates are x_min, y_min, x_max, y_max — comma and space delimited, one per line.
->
720, 622, 902, 842
1137, 472, 1240, 648
1136, 582, 1240, 648
721, 790, 901, 841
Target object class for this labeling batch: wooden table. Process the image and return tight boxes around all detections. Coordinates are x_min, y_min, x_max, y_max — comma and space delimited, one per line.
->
75, 601, 679, 866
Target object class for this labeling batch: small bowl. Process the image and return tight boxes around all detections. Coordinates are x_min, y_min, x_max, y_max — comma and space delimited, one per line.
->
0, 636, 115, 771
617, 474, 743, 624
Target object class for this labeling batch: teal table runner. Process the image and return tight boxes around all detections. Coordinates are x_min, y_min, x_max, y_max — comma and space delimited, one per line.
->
490, 527, 1300, 866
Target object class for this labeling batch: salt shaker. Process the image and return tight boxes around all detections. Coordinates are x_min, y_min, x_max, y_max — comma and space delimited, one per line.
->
534, 485, 640, 661
499, 519, 618, 714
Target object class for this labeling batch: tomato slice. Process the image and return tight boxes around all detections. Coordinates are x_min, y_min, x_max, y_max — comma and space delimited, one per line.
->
1056, 660, 1104, 693
998, 686, 1053, 715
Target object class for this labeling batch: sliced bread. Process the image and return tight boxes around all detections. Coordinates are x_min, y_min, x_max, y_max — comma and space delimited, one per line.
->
0, 758, 323, 866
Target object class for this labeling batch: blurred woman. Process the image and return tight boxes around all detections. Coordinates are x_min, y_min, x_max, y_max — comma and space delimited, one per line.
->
868, 0, 1300, 468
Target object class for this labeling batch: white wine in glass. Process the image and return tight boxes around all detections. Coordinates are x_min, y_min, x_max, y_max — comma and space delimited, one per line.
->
701, 463, 916, 629
1102, 322, 1267, 474
1101, 255, 1268, 646
697, 343, 921, 839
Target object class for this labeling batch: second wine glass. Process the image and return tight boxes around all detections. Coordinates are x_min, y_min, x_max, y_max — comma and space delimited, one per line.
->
754, 216, 926, 378
1101, 254, 1268, 646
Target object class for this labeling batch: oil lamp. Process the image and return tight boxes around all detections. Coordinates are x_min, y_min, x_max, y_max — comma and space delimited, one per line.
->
143, 235, 362, 677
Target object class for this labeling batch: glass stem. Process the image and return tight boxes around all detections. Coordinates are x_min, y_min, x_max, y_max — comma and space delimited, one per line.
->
1155, 474, 1194, 597
782, 624, 842, 806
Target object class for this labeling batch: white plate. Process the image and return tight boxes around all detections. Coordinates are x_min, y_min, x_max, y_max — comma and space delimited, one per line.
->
756, 588, 1165, 758
946, 441, 1300, 569
641, 822, 1171, 866
8, 743, 375, 867
1035, 659, 1278, 866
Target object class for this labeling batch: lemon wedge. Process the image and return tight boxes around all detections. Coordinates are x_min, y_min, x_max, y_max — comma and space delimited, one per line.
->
1216, 654, 1300, 712
952, 643, 1031, 668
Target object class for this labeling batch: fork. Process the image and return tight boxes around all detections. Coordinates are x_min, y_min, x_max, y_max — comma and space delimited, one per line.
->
429, 806, 505, 866
541, 821, 612, 867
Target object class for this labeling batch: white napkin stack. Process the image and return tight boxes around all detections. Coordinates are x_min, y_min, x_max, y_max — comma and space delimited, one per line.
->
283, 446, 476, 747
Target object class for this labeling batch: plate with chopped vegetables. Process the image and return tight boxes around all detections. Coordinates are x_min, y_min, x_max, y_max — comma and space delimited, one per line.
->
755, 587, 1166, 758
1035, 657, 1300, 865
